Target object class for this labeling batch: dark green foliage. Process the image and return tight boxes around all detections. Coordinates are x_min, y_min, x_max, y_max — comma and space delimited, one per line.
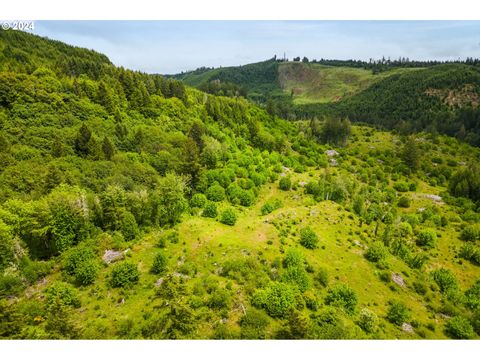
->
299, 227, 319, 249
45, 282, 81, 310
318, 117, 351, 146
151, 252, 168, 275
101, 136, 115, 160
220, 208, 237, 226
449, 164, 480, 202
316, 268, 329, 288
279, 177, 292, 191
109, 261, 139, 288
239, 308, 270, 339
432, 268, 458, 293
402, 137, 421, 172
202, 202, 218, 218
0, 274, 24, 298
416, 229, 437, 249
252, 282, 297, 318
393, 182, 410, 192
464, 280, 480, 310
460, 224, 480, 242
324, 283, 358, 314
445, 316, 475, 339
397, 196, 411, 208
386, 301, 409, 325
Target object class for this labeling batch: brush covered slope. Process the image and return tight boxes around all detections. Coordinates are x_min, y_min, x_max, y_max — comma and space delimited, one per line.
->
1, 30, 480, 340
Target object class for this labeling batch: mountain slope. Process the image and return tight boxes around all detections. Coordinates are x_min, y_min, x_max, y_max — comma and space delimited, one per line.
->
0, 30, 480, 340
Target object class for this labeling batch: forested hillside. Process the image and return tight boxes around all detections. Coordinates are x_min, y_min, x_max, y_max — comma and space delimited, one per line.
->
174, 58, 480, 146
1, 29, 480, 340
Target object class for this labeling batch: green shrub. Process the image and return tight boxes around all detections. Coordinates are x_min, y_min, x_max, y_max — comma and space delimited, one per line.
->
261, 199, 283, 215
45, 282, 81, 310
364, 242, 388, 263
63, 245, 99, 285
220, 208, 237, 226
416, 229, 437, 248
386, 301, 409, 325
324, 283, 358, 314
0, 274, 24, 297
316, 268, 329, 288
240, 308, 270, 339
252, 282, 297, 318
0, 220, 14, 272
206, 184, 226, 202
394, 182, 409, 192
120, 211, 139, 241
445, 316, 475, 339
464, 280, 480, 310
397, 196, 411, 208
281, 266, 312, 292
207, 288, 231, 309
358, 308, 378, 333
299, 227, 319, 249
279, 177, 292, 191
283, 248, 304, 268
151, 252, 168, 275
74, 259, 100, 285
110, 262, 139, 288
432, 268, 458, 293
460, 225, 480, 242
238, 189, 255, 207
202, 202, 218, 218
190, 193, 207, 208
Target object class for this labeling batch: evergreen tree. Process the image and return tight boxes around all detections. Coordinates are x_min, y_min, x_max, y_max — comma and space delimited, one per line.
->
402, 136, 421, 172
74, 124, 92, 157
102, 136, 115, 160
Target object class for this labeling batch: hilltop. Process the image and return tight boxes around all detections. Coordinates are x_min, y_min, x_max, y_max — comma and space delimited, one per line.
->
0, 30, 480, 340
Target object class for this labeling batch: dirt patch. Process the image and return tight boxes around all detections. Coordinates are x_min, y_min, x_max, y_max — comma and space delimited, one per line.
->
425, 84, 479, 108
391, 273, 406, 287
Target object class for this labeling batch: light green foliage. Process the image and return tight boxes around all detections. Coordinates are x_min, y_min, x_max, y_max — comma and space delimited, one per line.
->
358, 308, 378, 333
0, 220, 14, 271
281, 266, 311, 292
190, 193, 207, 208
220, 208, 237, 226
110, 261, 139, 288
206, 184, 226, 202
120, 211, 139, 241
252, 282, 297, 318
387, 301, 409, 325
299, 227, 319, 249
260, 199, 283, 215
324, 283, 358, 314
283, 248, 304, 269
364, 241, 388, 263
154, 173, 188, 226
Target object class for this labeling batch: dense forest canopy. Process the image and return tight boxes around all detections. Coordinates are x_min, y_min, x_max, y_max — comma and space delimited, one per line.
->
0, 29, 480, 340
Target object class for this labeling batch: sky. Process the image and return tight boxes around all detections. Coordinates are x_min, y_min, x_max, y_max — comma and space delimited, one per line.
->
31, 20, 480, 74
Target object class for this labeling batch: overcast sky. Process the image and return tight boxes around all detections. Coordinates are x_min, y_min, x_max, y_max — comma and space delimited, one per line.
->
32, 20, 480, 74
